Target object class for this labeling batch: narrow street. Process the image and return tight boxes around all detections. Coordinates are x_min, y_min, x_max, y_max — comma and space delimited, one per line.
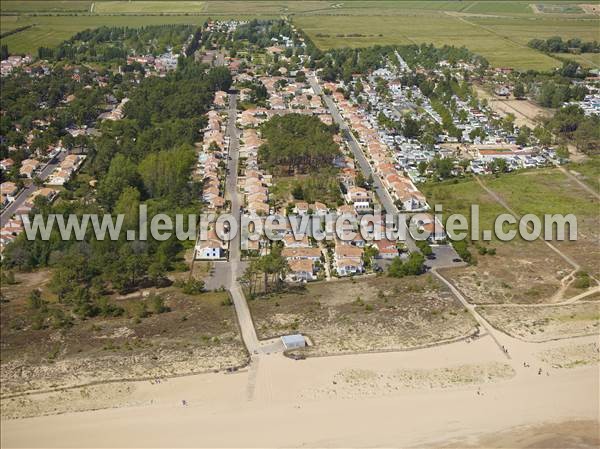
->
222, 93, 259, 352
220, 93, 283, 355
0, 151, 66, 227
309, 75, 461, 267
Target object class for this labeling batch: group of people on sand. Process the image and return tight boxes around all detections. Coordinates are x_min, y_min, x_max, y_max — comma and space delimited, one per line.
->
146, 377, 190, 407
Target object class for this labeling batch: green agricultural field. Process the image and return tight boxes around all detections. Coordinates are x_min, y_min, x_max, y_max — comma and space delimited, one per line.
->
461, 1, 537, 15
0, 14, 22, 31
294, 14, 566, 70
552, 52, 600, 69
0, 1, 92, 13
1, 0, 598, 70
203, 0, 332, 15
93, 1, 205, 14
467, 15, 600, 45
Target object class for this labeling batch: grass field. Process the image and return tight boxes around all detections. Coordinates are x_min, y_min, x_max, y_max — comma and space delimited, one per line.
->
425, 163, 599, 303
94, 1, 205, 14
567, 157, 600, 194
552, 52, 600, 69
533, 3, 586, 14
485, 168, 600, 278
295, 12, 599, 70
0, 1, 92, 13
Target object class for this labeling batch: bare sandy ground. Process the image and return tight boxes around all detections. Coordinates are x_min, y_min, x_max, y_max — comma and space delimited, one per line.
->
580, 4, 600, 16
475, 86, 552, 129
1, 331, 598, 448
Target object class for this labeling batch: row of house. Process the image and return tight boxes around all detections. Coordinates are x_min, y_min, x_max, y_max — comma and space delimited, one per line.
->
125, 51, 180, 75
0, 187, 58, 254
46, 154, 85, 186
195, 93, 230, 260
98, 97, 129, 121
240, 128, 272, 222
18, 158, 41, 179
1, 55, 32, 77
237, 81, 272, 255
326, 81, 429, 212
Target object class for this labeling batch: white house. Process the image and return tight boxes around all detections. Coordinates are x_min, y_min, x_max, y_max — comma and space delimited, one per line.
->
195, 238, 225, 260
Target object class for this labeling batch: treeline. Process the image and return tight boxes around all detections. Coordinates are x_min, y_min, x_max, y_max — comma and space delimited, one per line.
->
535, 79, 588, 108
513, 66, 588, 108
0, 24, 34, 39
38, 25, 197, 62
318, 46, 396, 83
3, 62, 232, 317
397, 43, 488, 70
528, 37, 600, 54
259, 113, 340, 175
233, 19, 295, 48
546, 105, 600, 155
316, 43, 487, 85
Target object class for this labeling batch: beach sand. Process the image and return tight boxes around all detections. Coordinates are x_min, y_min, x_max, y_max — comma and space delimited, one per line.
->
1, 332, 598, 448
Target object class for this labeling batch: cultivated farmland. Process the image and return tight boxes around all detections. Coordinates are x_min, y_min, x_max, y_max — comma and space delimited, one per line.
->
1, 1, 598, 70
93, 1, 206, 14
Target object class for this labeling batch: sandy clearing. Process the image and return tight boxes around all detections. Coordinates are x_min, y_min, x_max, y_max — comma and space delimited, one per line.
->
475, 85, 552, 129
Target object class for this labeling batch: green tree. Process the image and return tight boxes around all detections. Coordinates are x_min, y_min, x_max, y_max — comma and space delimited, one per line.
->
138, 146, 196, 202
97, 154, 140, 210
388, 253, 425, 277
513, 83, 525, 99
114, 186, 141, 230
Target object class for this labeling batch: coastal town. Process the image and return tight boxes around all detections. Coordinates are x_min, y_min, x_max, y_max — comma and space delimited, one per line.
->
0, 10, 598, 449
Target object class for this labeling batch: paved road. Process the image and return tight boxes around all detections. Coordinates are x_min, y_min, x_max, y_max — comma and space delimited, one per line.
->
309, 77, 415, 244
0, 151, 65, 227
310, 75, 462, 267
218, 94, 283, 355
220, 94, 260, 352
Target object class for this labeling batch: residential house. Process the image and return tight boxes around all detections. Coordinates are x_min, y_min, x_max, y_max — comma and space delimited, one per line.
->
281, 247, 322, 261
345, 186, 370, 204
1, 181, 18, 205
286, 259, 316, 282
196, 237, 226, 260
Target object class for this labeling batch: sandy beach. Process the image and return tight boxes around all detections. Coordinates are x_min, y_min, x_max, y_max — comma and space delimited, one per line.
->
2, 331, 598, 448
